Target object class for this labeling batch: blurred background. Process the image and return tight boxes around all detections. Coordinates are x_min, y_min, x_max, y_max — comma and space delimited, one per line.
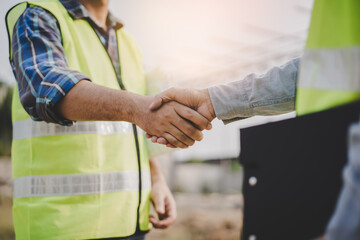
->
0, 0, 313, 239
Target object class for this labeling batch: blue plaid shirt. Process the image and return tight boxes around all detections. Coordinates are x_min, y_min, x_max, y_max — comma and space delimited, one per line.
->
11, 0, 123, 125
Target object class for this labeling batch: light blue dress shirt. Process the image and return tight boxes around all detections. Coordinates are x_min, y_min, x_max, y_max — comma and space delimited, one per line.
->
209, 58, 360, 239
208, 58, 299, 123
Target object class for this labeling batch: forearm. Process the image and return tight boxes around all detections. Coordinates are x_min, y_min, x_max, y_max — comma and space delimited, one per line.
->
56, 80, 148, 123
57, 80, 209, 148
149, 157, 167, 184
208, 58, 300, 123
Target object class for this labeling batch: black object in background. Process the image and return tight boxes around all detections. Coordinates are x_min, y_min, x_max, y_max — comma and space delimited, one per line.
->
239, 101, 360, 240
0, 82, 12, 156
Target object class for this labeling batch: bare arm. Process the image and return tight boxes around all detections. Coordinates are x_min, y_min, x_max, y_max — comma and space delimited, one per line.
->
56, 80, 212, 148
57, 80, 145, 122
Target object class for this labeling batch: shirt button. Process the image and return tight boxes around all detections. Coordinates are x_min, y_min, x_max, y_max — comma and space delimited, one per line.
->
249, 234, 257, 240
249, 176, 257, 186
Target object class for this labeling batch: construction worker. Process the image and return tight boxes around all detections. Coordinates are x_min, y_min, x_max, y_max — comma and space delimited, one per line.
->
148, 0, 360, 239
6, 0, 212, 239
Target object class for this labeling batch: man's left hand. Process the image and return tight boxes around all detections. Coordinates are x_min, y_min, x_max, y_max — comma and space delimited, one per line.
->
150, 179, 177, 229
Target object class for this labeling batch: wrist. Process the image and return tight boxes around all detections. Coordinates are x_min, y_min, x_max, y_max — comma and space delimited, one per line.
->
201, 88, 216, 120
150, 158, 167, 184
151, 173, 166, 185
123, 92, 151, 125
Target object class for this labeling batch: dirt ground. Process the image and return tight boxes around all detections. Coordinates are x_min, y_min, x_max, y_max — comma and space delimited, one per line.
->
0, 196, 14, 240
148, 193, 243, 240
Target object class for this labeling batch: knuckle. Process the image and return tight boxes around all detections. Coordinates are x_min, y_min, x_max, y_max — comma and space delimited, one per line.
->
167, 137, 183, 148
163, 111, 171, 119
168, 87, 175, 92
187, 128, 198, 139
184, 110, 193, 119
198, 121, 207, 130
185, 125, 195, 135
167, 138, 176, 146
178, 134, 189, 143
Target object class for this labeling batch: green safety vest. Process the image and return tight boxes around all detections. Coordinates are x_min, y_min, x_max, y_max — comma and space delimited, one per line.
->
6, 1, 151, 239
296, 0, 360, 115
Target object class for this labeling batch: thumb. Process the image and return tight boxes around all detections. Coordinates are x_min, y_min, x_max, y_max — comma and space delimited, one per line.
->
154, 194, 165, 215
149, 88, 178, 111
149, 96, 164, 111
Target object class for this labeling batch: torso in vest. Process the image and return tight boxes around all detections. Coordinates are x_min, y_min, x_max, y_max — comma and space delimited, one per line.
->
7, 1, 151, 239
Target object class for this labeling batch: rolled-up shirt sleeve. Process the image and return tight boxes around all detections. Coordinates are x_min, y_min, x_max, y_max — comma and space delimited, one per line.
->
11, 6, 90, 125
208, 58, 300, 124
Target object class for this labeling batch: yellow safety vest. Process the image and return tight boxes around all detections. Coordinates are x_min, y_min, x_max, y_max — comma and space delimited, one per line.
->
296, 0, 360, 115
6, 1, 151, 239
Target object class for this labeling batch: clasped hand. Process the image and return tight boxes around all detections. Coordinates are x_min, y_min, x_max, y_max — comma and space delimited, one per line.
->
143, 88, 215, 148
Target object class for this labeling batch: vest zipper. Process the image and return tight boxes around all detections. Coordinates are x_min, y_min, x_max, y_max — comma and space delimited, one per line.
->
87, 23, 143, 234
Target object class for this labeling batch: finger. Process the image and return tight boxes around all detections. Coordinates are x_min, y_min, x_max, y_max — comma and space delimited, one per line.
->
153, 193, 165, 215
168, 124, 196, 147
149, 215, 163, 229
149, 214, 157, 223
156, 137, 168, 145
171, 116, 203, 142
149, 96, 164, 111
159, 138, 176, 148
145, 133, 152, 139
149, 215, 157, 225
153, 211, 176, 229
150, 218, 167, 229
149, 214, 168, 229
160, 196, 177, 227
166, 143, 177, 148
155, 216, 176, 228
151, 136, 159, 143
162, 132, 188, 149
166, 195, 177, 220
174, 105, 210, 131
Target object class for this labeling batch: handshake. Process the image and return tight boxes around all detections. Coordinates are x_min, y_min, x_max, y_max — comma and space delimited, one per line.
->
134, 87, 216, 149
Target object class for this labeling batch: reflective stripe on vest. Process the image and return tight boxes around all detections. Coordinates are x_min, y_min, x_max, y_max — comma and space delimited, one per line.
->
296, 0, 360, 115
298, 47, 360, 91
13, 170, 151, 198
13, 118, 144, 140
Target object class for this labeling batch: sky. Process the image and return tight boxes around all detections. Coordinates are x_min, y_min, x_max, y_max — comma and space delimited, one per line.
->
109, 0, 313, 88
0, 0, 314, 160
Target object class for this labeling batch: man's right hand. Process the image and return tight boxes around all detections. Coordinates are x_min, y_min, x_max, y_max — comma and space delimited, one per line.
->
133, 95, 211, 148
149, 87, 216, 122
147, 87, 216, 147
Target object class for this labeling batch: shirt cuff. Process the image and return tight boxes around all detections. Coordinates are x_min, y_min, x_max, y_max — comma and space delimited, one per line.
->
36, 70, 90, 126
208, 79, 252, 124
